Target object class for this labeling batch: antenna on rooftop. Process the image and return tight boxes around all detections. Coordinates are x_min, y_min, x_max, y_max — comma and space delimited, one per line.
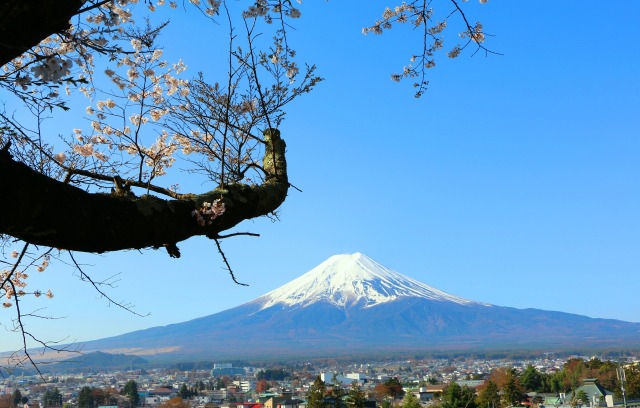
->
616, 365, 627, 408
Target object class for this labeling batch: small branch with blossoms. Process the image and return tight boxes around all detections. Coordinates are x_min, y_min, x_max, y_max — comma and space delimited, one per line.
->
192, 199, 226, 227
1, 3, 307, 367
1, 243, 83, 376
363, 0, 498, 97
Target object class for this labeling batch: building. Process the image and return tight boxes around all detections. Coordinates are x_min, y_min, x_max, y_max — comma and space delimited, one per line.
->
572, 378, 615, 407
233, 380, 256, 393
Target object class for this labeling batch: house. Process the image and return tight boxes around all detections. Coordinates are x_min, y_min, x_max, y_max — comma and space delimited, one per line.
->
319, 373, 367, 387
235, 403, 263, 408
148, 387, 176, 397
233, 381, 256, 393
277, 399, 304, 408
538, 379, 615, 408
420, 384, 447, 401
571, 378, 614, 407
208, 389, 228, 401
454, 380, 485, 389
226, 385, 240, 394
264, 397, 289, 408
409, 387, 436, 402
535, 393, 563, 407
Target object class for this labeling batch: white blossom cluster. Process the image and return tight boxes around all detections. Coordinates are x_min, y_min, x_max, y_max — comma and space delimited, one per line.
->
243, 0, 302, 21
462, 21, 485, 44
2, 252, 54, 309
3, 0, 318, 192
65, 26, 191, 179
191, 199, 226, 226
1, 0, 319, 315
362, 0, 490, 97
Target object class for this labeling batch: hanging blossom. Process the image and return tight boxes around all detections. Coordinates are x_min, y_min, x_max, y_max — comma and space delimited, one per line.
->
191, 199, 226, 226
30, 56, 73, 82
1, 253, 55, 309
35, 255, 50, 272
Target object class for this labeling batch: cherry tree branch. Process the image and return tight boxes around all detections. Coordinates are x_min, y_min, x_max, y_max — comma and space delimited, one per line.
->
0, 129, 288, 257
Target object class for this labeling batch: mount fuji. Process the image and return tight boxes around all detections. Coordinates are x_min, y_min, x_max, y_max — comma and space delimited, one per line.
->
78, 253, 640, 360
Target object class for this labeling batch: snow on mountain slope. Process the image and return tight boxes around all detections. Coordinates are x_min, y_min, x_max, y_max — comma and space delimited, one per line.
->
256, 252, 489, 310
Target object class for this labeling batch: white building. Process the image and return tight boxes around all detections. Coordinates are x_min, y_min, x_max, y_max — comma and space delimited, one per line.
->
320, 373, 366, 386
233, 380, 256, 393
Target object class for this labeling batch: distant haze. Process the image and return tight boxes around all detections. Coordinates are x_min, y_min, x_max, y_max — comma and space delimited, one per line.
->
54, 253, 640, 361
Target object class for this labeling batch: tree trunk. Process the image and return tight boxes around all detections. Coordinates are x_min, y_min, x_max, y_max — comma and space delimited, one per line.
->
0, 0, 85, 66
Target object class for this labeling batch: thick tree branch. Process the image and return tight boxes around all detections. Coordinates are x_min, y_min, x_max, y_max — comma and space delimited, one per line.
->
0, 0, 85, 66
0, 129, 288, 256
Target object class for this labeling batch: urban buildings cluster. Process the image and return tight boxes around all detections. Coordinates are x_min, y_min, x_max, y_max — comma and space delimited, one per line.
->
1, 354, 638, 408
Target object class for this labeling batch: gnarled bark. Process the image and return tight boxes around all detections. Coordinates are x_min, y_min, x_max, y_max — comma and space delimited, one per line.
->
0, 0, 85, 66
0, 129, 288, 257
0, 2, 291, 257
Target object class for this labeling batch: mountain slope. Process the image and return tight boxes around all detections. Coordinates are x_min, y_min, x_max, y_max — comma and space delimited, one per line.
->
76, 253, 640, 360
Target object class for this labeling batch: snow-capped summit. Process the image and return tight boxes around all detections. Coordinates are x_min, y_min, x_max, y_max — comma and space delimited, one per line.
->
76, 252, 640, 360
256, 252, 483, 310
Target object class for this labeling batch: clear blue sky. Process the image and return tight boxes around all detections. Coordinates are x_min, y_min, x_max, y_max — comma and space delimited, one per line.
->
2, 1, 639, 352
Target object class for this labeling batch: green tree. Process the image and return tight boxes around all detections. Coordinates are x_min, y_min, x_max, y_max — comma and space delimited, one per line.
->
346, 382, 367, 408
329, 374, 346, 408
52, 389, 62, 407
441, 383, 476, 408
122, 380, 140, 408
624, 365, 640, 399
520, 366, 543, 392
307, 376, 328, 408
542, 371, 566, 393
574, 390, 589, 407
400, 393, 421, 408
179, 384, 190, 400
257, 369, 290, 381
11, 390, 22, 408
78, 387, 94, 408
43, 388, 62, 407
476, 380, 500, 408
501, 371, 522, 408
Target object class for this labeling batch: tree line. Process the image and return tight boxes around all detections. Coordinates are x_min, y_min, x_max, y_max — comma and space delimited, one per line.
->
437, 358, 640, 408
305, 358, 640, 408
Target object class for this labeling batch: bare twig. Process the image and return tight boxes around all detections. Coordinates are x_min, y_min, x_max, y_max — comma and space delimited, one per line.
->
214, 239, 248, 286
68, 252, 149, 317
215, 232, 260, 239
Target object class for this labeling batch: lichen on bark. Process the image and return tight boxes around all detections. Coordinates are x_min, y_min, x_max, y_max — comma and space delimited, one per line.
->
0, 129, 288, 257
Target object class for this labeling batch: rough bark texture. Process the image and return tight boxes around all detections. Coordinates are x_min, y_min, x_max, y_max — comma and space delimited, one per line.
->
0, 2, 291, 256
0, 0, 85, 66
0, 130, 288, 255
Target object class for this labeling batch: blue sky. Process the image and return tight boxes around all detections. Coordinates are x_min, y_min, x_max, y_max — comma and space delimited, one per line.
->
2, 1, 639, 352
